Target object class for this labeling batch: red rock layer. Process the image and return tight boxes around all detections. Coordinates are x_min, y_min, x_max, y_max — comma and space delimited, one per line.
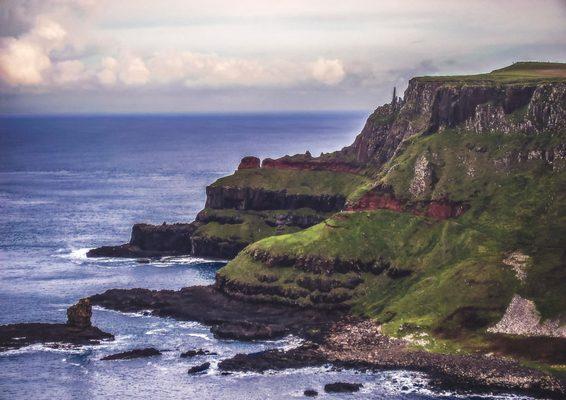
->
237, 156, 261, 170
346, 190, 468, 220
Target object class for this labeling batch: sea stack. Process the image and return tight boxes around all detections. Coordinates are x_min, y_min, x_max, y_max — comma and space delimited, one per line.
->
67, 298, 93, 329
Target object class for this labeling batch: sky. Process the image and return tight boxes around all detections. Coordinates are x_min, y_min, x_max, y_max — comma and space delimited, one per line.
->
0, 0, 565, 114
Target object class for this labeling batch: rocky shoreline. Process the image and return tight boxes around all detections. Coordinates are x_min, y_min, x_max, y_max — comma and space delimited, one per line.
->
219, 318, 565, 399
2, 283, 564, 398
86, 285, 565, 398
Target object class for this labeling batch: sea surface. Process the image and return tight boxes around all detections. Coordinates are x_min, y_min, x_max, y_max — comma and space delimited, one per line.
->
0, 113, 531, 399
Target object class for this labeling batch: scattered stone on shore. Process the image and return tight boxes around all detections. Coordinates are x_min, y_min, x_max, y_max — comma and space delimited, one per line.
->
136, 258, 151, 264
102, 348, 161, 360
188, 362, 210, 374
324, 382, 363, 393
0, 299, 113, 351
303, 389, 318, 397
217, 317, 566, 399
180, 349, 217, 358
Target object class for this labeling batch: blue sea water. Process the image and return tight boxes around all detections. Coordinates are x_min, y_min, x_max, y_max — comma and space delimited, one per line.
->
0, 113, 531, 399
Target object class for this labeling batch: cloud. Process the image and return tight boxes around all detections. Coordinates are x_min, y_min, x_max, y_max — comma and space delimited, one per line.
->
52, 60, 86, 85
310, 58, 345, 85
1, 0, 565, 112
119, 56, 150, 86
0, 16, 69, 86
97, 57, 118, 86
0, 38, 51, 85
148, 52, 305, 88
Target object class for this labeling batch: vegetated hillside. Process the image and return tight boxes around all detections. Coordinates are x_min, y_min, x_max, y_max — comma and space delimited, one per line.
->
217, 62, 566, 354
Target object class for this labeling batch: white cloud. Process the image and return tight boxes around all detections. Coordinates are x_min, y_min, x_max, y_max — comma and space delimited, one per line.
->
141, 51, 311, 88
0, 38, 51, 86
310, 58, 345, 85
52, 60, 86, 85
32, 16, 67, 42
0, 16, 69, 86
97, 56, 118, 86
118, 56, 150, 86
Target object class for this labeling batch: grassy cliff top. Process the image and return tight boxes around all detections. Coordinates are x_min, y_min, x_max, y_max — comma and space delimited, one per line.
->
414, 61, 566, 84
210, 168, 371, 197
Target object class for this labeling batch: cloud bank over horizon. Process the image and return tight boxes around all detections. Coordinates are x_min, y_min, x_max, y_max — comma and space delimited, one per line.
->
1, 0, 565, 114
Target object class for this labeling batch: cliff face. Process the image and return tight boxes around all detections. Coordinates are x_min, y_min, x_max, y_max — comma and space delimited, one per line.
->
337, 80, 565, 172
205, 186, 346, 212
218, 63, 566, 347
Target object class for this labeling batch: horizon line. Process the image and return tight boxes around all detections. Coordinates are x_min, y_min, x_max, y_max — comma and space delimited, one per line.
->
0, 109, 369, 118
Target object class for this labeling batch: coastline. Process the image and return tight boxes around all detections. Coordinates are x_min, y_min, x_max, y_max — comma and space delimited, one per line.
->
86, 285, 566, 399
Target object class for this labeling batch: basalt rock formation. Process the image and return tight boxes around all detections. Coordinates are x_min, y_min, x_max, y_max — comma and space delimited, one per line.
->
89, 285, 342, 341
102, 348, 161, 360
67, 298, 93, 329
0, 299, 113, 351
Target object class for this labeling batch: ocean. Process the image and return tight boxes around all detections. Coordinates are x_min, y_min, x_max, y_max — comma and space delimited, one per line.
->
0, 113, 530, 399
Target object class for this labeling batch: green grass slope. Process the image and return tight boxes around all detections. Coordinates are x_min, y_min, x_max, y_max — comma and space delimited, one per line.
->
219, 129, 566, 340
210, 168, 370, 197
415, 61, 566, 84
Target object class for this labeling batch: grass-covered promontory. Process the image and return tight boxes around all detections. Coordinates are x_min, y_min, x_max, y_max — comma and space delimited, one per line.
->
218, 127, 566, 350
196, 168, 371, 247
210, 168, 371, 198
414, 61, 566, 83
211, 62, 566, 367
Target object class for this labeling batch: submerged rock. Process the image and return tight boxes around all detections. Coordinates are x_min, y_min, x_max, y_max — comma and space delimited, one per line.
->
180, 349, 217, 358
218, 345, 327, 373
324, 382, 363, 393
102, 347, 161, 360
187, 362, 210, 374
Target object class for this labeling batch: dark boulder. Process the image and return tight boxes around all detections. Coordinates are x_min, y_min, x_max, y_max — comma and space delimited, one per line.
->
324, 382, 363, 393
101, 347, 161, 360
180, 349, 217, 358
304, 389, 318, 397
188, 362, 210, 374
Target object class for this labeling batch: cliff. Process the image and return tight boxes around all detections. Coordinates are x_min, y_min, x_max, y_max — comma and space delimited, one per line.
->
216, 62, 566, 362
89, 63, 566, 366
